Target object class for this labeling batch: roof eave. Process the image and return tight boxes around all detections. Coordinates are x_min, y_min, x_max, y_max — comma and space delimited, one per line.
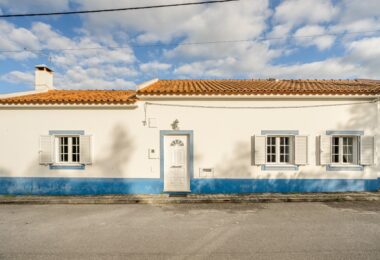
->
0, 103, 138, 109
136, 94, 380, 99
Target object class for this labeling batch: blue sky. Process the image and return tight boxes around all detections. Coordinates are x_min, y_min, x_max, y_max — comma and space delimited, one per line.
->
0, 0, 380, 94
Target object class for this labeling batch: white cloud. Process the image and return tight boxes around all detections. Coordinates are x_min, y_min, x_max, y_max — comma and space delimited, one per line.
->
270, 59, 357, 79
55, 66, 135, 89
174, 56, 359, 80
337, 0, 380, 23
173, 40, 282, 78
175, 57, 236, 78
75, 0, 270, 45
273, 0, 338, 26
0, 20, 39, 60
173, 35, 380, 80
0, 21, 139, 89
140, 61, 171, 72
294, 25, 335, 50
343, 37, 380, 78
1, 70, 34, 86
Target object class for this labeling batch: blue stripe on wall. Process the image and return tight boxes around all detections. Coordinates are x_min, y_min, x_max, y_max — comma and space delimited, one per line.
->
0, 177, 378, 195
0, 177, 163, 195
190, 179, 378, 193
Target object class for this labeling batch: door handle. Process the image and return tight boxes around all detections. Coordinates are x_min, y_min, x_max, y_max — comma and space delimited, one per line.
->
171, 165, 182, 168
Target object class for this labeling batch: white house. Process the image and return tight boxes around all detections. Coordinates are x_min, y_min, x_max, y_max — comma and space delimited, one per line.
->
0, 65, 379, 195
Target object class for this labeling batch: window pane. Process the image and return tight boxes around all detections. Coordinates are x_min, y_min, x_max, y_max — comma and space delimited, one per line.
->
71, 136, 80, 163
342, 137, 354, 164
266, 137, 277, 163
332, 137, 343, 164
279, 137, 290, 163
59, 137, 69, 162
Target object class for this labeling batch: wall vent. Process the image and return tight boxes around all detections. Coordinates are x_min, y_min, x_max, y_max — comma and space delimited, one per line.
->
199, 168, 214, 178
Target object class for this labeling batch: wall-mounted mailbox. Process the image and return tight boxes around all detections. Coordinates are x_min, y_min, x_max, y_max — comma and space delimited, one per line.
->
199, 168, 214, 178
148, 148, 159, 159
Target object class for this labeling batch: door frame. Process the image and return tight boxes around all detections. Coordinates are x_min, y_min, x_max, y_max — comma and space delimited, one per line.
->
160, 130, 194, 193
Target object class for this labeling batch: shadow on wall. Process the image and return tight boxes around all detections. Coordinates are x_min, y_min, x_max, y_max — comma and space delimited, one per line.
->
338, 102, 376, 130
0, 167, 10, 176
340, 102, 379, 178
19, 124, 136, 178
0, 124, 144, 195
216, 141, 251, 178
96, 124, 135, 176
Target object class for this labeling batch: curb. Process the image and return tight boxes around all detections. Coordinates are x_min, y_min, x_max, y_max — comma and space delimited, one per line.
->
0, 192, 379, 204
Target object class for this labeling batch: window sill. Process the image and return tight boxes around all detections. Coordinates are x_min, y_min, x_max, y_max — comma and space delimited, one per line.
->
261, 165, 299, 171
49, 164, 85, 170
326, 165, 364, 172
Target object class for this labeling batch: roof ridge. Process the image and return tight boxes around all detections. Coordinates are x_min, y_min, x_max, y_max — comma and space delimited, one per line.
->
47, 89, 136, 92
137, 79, 380, 96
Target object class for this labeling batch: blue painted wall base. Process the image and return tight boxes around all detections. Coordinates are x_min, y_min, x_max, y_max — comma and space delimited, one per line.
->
0, 177, 377, 195
190, 179, 378, 194
0, 177, 163, 195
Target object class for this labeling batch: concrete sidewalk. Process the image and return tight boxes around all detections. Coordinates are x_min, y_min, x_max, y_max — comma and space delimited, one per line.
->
0, 192, 379, 204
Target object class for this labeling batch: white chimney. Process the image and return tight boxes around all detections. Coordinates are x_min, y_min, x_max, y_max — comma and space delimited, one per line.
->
35, 65, 53, 91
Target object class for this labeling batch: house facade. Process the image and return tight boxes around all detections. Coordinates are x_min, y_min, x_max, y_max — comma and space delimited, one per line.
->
0, 65, 379, 195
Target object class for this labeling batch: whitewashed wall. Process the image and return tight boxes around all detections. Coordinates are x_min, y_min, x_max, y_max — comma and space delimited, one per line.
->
0, 97, 378, 180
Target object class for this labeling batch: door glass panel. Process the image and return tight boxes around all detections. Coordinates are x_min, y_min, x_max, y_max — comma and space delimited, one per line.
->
170, 139, 185, 166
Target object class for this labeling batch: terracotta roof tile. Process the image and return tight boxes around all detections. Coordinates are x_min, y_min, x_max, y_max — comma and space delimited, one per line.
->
137, 79, 380, 96
0, 90, 137, 105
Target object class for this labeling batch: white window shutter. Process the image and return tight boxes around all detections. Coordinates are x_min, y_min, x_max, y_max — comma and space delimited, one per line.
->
319, 135, 331, 165
80, 135, 92, 164
295, 136, 308, 165
360, 136, 375, 165
39, 135, 54, 165
254, 136, 266, 165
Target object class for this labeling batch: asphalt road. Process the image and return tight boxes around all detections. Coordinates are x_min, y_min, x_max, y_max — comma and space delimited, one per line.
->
0, 202, 379, 259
